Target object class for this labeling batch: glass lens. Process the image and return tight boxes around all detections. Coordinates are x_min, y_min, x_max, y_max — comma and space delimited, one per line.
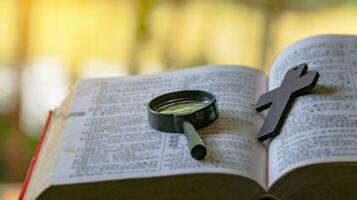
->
156, 99, 210, 115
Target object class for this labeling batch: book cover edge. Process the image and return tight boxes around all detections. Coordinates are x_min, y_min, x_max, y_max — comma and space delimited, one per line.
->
19, 111, 53, 200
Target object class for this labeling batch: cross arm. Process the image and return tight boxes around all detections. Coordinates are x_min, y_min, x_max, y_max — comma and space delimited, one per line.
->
255, 87, 280, 112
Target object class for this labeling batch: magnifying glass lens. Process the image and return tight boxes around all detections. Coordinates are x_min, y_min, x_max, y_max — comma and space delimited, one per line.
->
156, 99, 211, 115
148, 90, 219, 160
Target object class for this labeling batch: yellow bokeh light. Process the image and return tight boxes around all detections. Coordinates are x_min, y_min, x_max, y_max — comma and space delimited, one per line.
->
269, 5, 357, 69
0, 0, 17, 64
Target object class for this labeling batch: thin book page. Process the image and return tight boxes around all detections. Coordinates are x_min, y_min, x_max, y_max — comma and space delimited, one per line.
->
267, 35, 357, 187
51, 65, 268, 189
24, 92, 75, 200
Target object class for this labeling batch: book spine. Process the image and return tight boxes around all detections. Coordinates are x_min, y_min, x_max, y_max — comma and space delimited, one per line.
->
19, 111, 53, 200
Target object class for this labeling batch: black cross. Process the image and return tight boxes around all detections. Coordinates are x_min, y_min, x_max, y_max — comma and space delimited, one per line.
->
255, 64, 320, 142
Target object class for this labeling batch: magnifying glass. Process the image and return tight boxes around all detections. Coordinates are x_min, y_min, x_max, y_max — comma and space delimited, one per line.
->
147, 90, 219, 160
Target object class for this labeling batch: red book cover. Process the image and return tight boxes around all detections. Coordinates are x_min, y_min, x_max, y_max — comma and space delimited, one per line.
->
19, 111, 53, 200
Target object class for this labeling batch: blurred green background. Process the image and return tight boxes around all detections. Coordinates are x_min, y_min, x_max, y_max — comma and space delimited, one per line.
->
1, 0, 357, 199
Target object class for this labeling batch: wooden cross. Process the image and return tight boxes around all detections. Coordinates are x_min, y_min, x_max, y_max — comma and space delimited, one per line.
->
255, 64, 320, 142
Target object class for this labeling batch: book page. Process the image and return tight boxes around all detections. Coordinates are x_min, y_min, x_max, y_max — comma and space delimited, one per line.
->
52, 65, 268, 188
268, 35, 357, 186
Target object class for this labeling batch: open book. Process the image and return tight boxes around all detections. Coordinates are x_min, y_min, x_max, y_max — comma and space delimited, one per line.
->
21, 35, 357, 200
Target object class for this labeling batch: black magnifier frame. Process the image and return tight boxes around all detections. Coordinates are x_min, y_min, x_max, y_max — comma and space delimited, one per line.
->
148, 90, 219, 160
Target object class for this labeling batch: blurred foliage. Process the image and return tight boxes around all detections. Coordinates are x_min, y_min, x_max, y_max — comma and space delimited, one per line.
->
0, 0, 357, 190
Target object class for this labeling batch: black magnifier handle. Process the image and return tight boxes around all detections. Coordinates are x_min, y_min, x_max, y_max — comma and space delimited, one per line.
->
182, 121, 207, 160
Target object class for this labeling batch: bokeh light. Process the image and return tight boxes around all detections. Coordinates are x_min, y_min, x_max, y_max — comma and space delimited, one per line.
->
0, 0, 357, 198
